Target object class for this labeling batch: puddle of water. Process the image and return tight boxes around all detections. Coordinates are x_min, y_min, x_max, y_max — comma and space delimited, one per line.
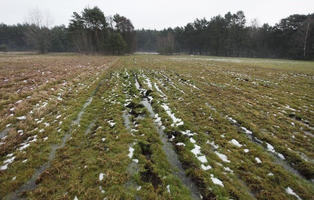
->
123, 110, 141, 200
123, 111, 132, 130
141, 99, 201, 200
238, 178, 257, 200
74, 79, 106, 126
295, 151, 314, 164
0, 127, 10, 139
74, 97, 93, 125
84, 120, 96, 135
170, 57, 242, 63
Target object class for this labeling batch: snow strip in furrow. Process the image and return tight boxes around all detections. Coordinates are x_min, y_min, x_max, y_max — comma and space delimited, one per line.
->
160, 98, 224, 189
0, 155, 16, 170
159, 73, 185, 94
189, 137, 212, 171
178, 78, 200, 90
154, 82, 166, 97
142, 74, 153, 90
224, 114, 309, 182
161, 104, 184, 127
122, 79, 141, 198
141, 97, 201, 199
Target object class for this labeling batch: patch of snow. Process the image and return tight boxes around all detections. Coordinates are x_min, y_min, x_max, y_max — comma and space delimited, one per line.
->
181, 130, 196, 137
17, 116, 26, 120
17, 130, 24, 135
277, 153, 285, 160
154, 114, 163, 126
285, 105, 296, 112
244, 149, 249, 153
41, 102, 48, 109
207, 140, 219, 149
285, 187, 302, 200
201, 164, 212, 170
241, 127, 252, 135
224, 167, 233, 173
197, 155, 208, 163
215, 152, 230, 163
191, 144, 201, 157
255, 157, 262, 164
229, 139, 242, 147
226, 116, 237, 123
266, 143, 275, 153
145, 79, 152, 89
18, 135, 37, 151
18, 143, 30, 151
128, 147, 134, 158
0, 156, 16, 170
161, 104, 184, 127
107, 120, 116, 127
99, 186, 105, 193
154, 82, 166, 97
210, 174, 224, 187
99, 173, 105, 181
169, 135, 175, 141
167, 185, 170, 193
266, 143, 285, 160
176, 142, 186, 146
16, 100, 23, 104
7, 153, 13, 157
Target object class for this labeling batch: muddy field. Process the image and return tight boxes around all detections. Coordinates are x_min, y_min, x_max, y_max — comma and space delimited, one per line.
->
0, 54, 313, 200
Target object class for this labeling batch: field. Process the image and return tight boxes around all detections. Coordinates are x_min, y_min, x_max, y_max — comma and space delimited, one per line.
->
0, 54, 313, 200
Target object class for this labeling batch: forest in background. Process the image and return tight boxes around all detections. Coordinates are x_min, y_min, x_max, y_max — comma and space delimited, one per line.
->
0, 7, 135, 55
137, 11, 314, 60
0, 8, 313, 60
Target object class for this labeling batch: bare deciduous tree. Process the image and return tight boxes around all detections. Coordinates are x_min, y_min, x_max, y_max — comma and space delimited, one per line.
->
24, 8, 53, 53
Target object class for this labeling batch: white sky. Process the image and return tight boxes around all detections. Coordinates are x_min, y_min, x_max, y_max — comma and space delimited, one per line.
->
0, 0, 313, 30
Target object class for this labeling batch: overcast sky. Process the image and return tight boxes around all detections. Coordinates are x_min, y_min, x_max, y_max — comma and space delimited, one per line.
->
0, 0, 313, 30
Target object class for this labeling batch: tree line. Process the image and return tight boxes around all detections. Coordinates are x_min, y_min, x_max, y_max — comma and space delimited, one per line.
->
0, 9, 313, 59
136, 11, 314, 60
0, 7, 135, 55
